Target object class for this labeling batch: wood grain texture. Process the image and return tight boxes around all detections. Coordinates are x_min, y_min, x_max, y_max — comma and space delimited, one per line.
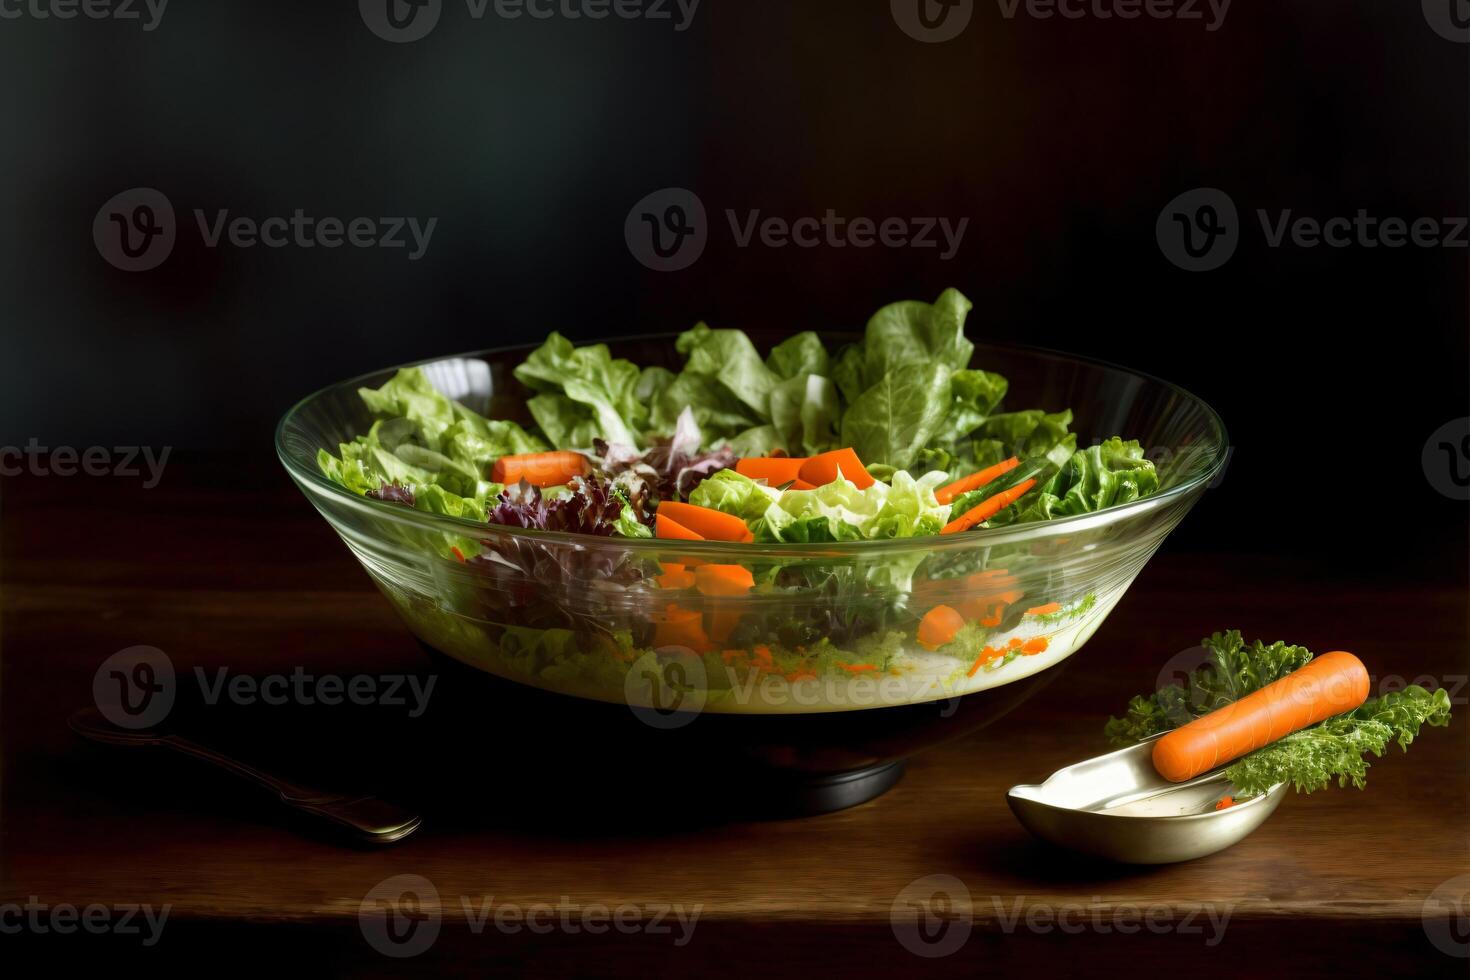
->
2, 457, 1466, 976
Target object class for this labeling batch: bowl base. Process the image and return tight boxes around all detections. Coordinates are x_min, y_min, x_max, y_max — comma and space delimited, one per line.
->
752, 761, 906, 817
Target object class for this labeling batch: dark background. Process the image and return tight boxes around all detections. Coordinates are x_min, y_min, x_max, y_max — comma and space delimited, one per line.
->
1, 0, 1466, 565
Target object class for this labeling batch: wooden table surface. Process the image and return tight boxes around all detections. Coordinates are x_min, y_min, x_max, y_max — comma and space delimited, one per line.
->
3, 457, 1467, 976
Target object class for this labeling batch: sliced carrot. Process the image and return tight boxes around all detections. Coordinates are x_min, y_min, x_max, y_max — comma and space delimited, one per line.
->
966, 645, 1006, 677
655, 513, 704, 541
1215, 796, 1236, 811
941, 479, 1038, 534
450, 546, 466, 563
656, 563, 696, 589
751, 645, 774, 666
735, 457, 809, 484
917, 605, 966, 650
708, 608, 743, 645
1025, 602, 1062, 617
652, 604, 709, 652
1022, 637, 1049, 655
1152, 651, 1371, 783
695, 564, 755, 597
935, 457, 1021, 505
799, 448, 875, 489
490, 451, 589, 487
656, 501, 752, 542
790, 480, 817, 491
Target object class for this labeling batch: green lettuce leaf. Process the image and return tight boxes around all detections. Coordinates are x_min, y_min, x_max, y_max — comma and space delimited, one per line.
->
687, 469, 781, 522
930, 368, 1009, 445
988, 437, 1157, 527
675, 322, 782, 420
859, 287, 975, 388
1225, 687, 1452, 795
770, 373, 841, 456
766, 331, 830, 380
514, 333, 646, 448
840, 361, 953, 471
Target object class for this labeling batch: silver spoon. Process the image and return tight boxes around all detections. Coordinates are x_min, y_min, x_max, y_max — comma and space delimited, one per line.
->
1007, 736, 1287, 864
69, 708, 422, 845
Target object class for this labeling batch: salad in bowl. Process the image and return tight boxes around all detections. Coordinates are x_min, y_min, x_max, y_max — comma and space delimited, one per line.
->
283, 289, 1226, 719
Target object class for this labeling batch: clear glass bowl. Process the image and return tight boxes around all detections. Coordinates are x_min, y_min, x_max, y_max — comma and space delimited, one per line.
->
277, 336, 1226, 813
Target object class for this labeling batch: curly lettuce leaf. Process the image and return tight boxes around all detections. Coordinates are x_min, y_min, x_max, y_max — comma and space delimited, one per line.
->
1105, 632, 1453, 794
1105, 630, 1315, 743
1225, 687, 1452, 794
986, 437, 1157, 527
513, 332, 647, 448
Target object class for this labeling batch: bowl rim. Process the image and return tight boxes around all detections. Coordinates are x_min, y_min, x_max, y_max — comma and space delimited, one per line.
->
275, 333, 1229, 557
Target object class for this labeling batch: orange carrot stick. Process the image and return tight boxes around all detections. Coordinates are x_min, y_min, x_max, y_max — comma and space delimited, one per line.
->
917, 605, 966, 650
656, 563, 696, 589
735, 457, 810, 484
694, 564, 755, 597
652, 604, 709, 652
656, 501, 752, 542
1152, 651, 1371, 782
655, 513, 704, 541
935, 457, 1021, 505
490, 451, 589, 487
940, 479, 1037, 534
799, 448, 875, 489
1025, 602, 1062, 617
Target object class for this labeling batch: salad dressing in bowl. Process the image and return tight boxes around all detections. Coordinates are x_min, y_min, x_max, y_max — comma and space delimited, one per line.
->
278, 333, 1227, 813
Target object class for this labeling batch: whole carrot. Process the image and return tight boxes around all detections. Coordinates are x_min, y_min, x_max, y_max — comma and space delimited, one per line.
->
935, 457, 1021, 505
940, 479, 1037, 534
1152, 651, 1371, 782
